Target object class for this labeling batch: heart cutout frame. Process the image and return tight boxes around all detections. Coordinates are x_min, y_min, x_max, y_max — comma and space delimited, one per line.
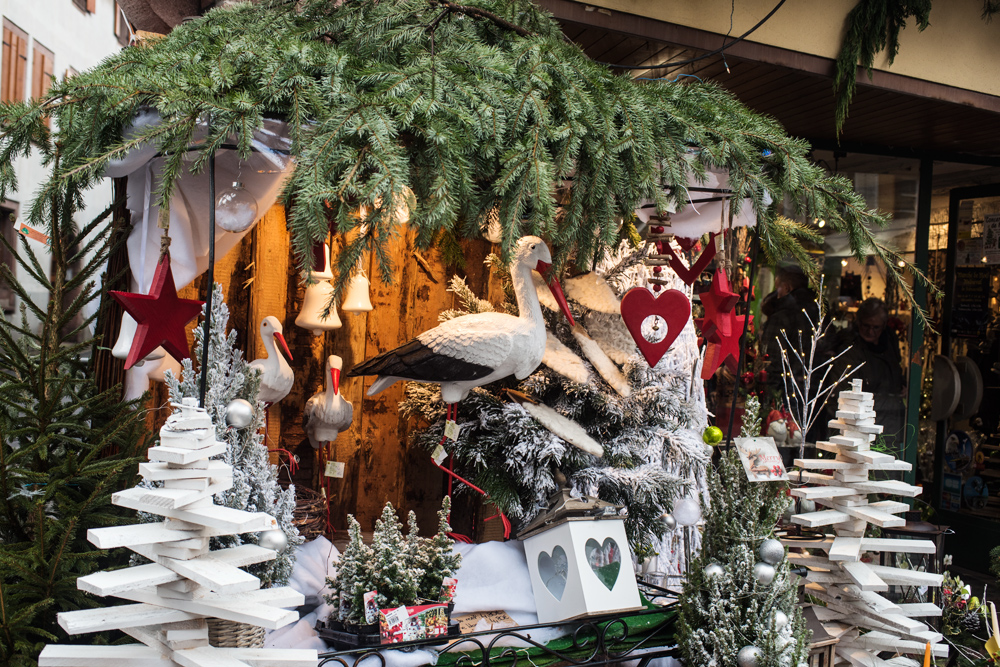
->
537, 545, 569, 601
620, 288, 691, 368
585, 537, 622, 590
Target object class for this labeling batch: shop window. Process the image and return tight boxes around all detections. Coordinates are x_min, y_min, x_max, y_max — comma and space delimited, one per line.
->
2, 19, 28, 104
73, 0, 97, 14
0, 206, 17, 313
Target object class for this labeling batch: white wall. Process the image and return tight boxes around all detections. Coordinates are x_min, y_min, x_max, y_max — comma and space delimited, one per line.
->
0, 0, 123, 329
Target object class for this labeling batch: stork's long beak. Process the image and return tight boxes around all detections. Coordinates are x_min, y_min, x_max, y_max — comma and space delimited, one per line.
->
535, 260, 575, 327
274, 331, 294, 362
331, 367, 341, 395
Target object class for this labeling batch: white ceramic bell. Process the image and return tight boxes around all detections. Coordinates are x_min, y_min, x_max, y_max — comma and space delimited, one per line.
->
111, 312, 165, 367
295, 243, 342, 335
341, 273, 374, 313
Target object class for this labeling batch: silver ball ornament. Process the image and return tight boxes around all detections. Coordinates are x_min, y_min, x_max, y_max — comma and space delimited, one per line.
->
772, 609, 789, 630
258, 529, 288, 552
758, 538, 785, 565
703, 563, 725, 580
672, 498, 701, 526
799, 498, 816, 514
661, 513, 677, 532
737, 645, 761, 667
752, 562, 776, 586
225, 398, 255, 428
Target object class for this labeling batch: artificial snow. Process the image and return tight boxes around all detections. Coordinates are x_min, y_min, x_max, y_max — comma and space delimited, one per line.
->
541, 332, 591, 385
268, 538, 578, 665
564, 272, 621, 313
572, 325, 632, 397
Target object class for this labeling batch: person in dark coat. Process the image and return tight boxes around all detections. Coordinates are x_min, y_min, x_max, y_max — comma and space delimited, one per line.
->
760, 266, 819, 385
833, 297, 906, 453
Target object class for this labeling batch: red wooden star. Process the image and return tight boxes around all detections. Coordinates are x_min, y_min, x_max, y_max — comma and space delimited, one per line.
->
697, 268, 740, 342
701, 313, 752, 380
110, 256, 204, 370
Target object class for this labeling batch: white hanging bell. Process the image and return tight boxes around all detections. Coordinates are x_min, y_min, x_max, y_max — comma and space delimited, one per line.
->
295, 243, 342, 336
112, 312, 165, 366
341, 273, 374, 313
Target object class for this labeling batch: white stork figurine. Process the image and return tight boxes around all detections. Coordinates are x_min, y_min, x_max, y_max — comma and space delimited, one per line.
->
249, 316, 294, 405
348, 236, 575, 406
304, 354, 354, 449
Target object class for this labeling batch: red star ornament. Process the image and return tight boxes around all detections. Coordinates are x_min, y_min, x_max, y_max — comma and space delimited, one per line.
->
700, 312, 752, 380
110, 256, 204, 370
696, 268, 740, 342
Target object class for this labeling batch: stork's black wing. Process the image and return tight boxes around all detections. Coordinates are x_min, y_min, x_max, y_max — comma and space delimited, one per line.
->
346, 338, 494, 383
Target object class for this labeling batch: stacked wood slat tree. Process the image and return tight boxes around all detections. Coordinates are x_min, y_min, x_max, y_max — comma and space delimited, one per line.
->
784, 379, 947, 666
38, 398, 317, 667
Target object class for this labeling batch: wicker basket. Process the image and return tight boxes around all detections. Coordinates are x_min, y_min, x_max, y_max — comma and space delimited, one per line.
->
293, 485, 328, 540
207, 618, 265, 648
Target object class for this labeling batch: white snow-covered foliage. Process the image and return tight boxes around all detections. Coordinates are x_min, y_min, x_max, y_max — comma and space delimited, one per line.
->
164, 283, 303, 586
402, 245, 711, 562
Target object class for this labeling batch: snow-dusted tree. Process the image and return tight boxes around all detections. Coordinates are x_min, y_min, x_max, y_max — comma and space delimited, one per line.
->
411, 496, 462, 601
677, 396, 808, 667
325, 515, 375, 625
370, 503, 419, 611
164, 284, 302, 586
402, 247, 710, 564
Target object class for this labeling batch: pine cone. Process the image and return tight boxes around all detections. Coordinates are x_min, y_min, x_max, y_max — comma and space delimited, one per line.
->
961, 610, 982, 633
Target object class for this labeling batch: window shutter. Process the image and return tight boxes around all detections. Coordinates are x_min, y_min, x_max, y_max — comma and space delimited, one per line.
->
2, 21, 28, 104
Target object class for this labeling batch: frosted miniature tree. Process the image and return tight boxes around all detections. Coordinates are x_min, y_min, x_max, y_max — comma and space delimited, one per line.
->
677, 396, 808, 667
326, 515, 375, 625
411, 496, 462, 601
402, 248, 709, 563
371, 503, 419, 611
164, 283, 302, 586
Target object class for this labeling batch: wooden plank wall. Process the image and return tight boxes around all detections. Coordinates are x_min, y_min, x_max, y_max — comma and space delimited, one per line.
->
142, 204, 496, 535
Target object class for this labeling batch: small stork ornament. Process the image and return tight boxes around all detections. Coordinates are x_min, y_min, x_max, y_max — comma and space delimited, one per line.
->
304, 355, 354, 449
249, 316, 294, 405
348, 236, 575, 414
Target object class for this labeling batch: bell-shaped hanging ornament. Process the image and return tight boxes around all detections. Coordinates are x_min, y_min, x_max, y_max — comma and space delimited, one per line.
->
295, 243, 342, 335
216, 181, 259, 233
112, 312, 165, 366
341, 273, 374, 313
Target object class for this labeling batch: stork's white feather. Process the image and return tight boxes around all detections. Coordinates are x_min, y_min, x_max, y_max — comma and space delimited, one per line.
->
542, 332, 590, 385
571, 325, 632, 398
564, 273, 620, 314
520, 402, 603, 458
584, 311, 637, 366
531, 271, 559, 312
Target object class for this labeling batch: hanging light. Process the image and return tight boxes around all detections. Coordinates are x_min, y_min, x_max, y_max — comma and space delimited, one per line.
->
840, 259, 848, 268
216, 181, 259, 233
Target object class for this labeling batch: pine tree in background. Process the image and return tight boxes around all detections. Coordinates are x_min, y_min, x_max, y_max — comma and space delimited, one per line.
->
326, 515, 375, 626
677, 396, 808, 667
411, 496, 462, 601
370, 503, 419, 612
402, 249, 710, 563
164, 283, 302, 586
0, 195, 147, 666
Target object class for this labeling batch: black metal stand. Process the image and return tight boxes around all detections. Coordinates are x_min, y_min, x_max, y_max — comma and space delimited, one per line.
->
317, 604, 679, 667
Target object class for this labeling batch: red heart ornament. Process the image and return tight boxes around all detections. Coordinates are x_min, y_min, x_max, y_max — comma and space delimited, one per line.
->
656, 233, 718, 285
620, 287, 691, 368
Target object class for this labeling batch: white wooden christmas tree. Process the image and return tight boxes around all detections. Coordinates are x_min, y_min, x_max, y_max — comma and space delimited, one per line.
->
784, 379, 947, 666
38, 398, 317, 667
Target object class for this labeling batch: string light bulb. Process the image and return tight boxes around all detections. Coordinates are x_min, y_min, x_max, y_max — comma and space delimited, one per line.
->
840, 259, 848, 267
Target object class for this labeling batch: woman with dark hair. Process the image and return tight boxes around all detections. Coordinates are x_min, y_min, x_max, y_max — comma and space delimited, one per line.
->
834, 297, 906, 452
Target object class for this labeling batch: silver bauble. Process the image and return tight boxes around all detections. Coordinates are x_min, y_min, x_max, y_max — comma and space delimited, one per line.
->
799, 498, 816, 513
703, 563, 725, 580
258, 529, 288, 552
225, 398, 255, 428
758, 538, 785, 565
673, 498, 701, 526
752, 562, 776, 585
661, 513, 677, 532
772, 609, 789, 629
737, 645, 761, 667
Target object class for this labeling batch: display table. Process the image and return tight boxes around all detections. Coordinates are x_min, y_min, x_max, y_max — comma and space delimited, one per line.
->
317, 604, 679, 667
